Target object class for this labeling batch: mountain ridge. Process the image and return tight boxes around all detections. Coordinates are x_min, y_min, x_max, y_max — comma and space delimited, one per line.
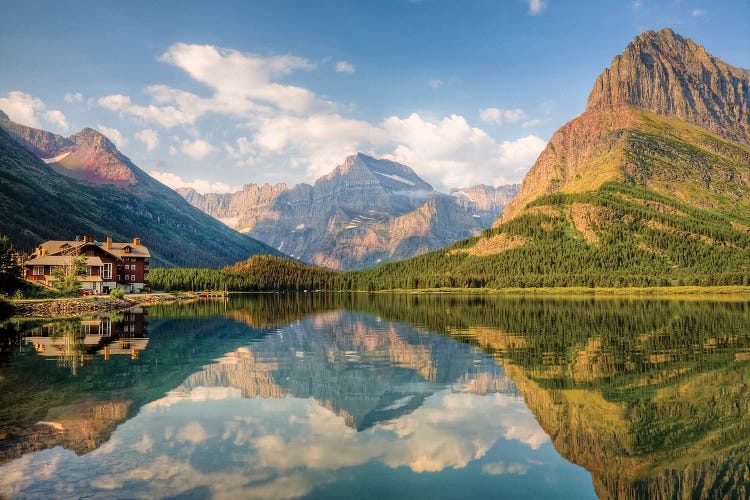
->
0, 116, 280, 267
179, 152, 519, 270
499, 28, 750, 224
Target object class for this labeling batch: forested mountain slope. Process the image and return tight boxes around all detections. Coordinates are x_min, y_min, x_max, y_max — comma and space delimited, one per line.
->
0, 120, 279, 267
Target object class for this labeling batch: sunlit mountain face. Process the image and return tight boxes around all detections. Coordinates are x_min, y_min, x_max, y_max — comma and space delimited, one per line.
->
0, 294, 748, 499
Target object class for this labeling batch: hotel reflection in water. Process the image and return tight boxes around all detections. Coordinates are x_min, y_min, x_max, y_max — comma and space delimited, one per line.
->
23, 308, 147, 374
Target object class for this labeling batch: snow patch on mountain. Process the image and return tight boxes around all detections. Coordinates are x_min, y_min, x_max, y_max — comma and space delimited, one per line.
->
373, 171, 416, 186
42, 151, 71, 164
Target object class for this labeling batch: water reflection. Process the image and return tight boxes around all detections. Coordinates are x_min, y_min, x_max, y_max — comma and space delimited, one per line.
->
0, 294, 747, 499
23, 309, 147, 373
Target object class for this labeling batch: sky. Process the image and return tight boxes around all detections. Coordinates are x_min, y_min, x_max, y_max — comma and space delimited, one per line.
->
0, 0, 748, 194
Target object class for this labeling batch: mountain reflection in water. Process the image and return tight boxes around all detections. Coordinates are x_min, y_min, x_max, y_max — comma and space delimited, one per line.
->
0, 294, 747, 499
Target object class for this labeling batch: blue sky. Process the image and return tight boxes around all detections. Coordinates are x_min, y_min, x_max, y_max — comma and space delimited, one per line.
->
0, 0, 747, 192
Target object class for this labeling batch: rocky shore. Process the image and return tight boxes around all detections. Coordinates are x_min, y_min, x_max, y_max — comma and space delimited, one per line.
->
10, 294, 191, 318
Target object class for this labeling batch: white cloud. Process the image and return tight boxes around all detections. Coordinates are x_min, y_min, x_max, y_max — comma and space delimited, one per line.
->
179, 137, 216, 160
692, 8, 705, 16
521, 118, 543, 128
527, 0, 547, 14
482, 462, 530, 475
149, 170, 239, 194
335, 61, 355, 74
380, 113, 545, 187
98, 44, 329, 128
479, 107, 527, 124
428, 79, 444, 89
97, 124, 128, 148
135, 128, 160, 151
95, 42, 546, 189
44, 110, 68, 130
64, 92, 84, 104
245, 111, 544, 188
0, 91, 67, 131
176, 422, 209, 443
99, 93, 198, 128
159, 43, 327, 113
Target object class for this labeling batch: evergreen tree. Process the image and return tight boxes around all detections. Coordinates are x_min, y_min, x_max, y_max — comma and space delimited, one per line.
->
0, 234, 22, 294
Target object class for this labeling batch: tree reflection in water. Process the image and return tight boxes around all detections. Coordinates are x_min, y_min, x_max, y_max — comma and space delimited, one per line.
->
0, 294, 747, 499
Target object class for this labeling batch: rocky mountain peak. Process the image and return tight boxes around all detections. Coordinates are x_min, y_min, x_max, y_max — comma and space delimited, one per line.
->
70, 127, 119, 151
587, 28, 750, 144
328, 152, 434, 192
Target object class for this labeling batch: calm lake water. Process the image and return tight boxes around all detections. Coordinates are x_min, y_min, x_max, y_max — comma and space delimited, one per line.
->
0, 294, 748, 499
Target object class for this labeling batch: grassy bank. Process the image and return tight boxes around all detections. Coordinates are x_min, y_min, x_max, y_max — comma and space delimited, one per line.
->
376, 285, 750, 299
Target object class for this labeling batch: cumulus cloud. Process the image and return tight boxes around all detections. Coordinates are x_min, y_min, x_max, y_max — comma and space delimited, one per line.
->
99, 93, 199, 128
0, 91, 67, 131
97, 124, 127, 148
335, 61, 355, 74
159, 43, 326, 113
479, 107, 526, 124
149, 170, 239, 194
692, 8, 705, 16
527, 0, 547, 14
96, 42, 546, 188
135, 128, 160, 151
64, 92, 84, 103
380, 113, 545, 187
179, 137, 216, 160
98, 44, 328, 128
245, 111, 544, 188
44, 110, 68, 130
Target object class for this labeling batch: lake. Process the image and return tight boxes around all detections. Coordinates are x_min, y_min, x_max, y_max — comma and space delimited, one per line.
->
0, 294, 748, 499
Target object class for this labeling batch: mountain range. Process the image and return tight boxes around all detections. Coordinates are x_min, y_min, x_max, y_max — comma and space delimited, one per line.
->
154, 28, 750, 291
0, 116, 278, 267
178, 153, 519, 270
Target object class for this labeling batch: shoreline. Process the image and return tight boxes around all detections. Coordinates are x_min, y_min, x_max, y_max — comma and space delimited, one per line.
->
225, 285, 750, 301
6, 285, 749, 319
8, 293, 194, 319
373, 285, 750, 298
374, 285, 750, 300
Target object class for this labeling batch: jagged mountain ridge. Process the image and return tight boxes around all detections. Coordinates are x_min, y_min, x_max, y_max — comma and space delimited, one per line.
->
179, 153, 519, 270
587, 28, 750, 145
500, 28, 750, 223
0, 118, 141, 187
0, 117, 280, 267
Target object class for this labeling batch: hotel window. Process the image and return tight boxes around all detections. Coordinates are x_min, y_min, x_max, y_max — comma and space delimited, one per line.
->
125, 264, 130, 270
117, 274, 121, 281
131, 275, 136, 282
85, 266, 92, 276
102, 263, 112, 279
33, 266, 44, 276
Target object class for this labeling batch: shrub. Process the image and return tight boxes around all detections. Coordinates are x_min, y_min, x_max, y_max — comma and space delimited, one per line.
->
110, 288, 125, 299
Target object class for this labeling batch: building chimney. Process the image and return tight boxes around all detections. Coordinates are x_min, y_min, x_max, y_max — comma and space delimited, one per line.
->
106, 236, 112, 250
41, 247, 47, 256
133, 237, 141, 246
